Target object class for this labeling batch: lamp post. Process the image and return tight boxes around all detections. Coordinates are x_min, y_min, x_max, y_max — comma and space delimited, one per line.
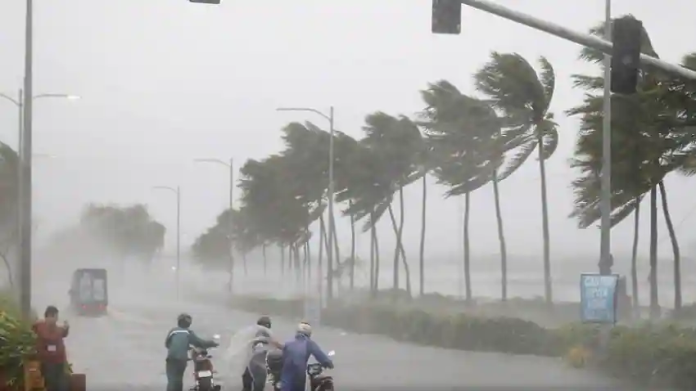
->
153, 186, 181, 299
2, 85, 79, 316
194, 158, 235, 293
276, 106, 335, 304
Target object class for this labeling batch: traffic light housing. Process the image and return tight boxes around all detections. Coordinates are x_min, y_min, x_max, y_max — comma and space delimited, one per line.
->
189, 0, 221, 4
431, 0, 461, 35
610, 17, 642, 94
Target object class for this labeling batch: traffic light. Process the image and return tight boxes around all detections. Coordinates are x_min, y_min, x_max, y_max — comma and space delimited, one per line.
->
431, 0, 461, 35
189, 0, 221, 4
610, 17, 642, 94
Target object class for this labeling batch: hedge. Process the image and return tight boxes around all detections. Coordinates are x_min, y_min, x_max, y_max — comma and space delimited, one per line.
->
0, 291, 38, 390
230, 295, 696, 390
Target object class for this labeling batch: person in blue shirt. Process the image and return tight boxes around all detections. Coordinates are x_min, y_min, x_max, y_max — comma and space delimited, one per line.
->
280, 322, 333, 391
165, 313, 219, 391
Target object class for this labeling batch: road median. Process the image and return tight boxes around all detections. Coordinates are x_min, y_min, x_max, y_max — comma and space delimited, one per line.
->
229, 294, 696, 391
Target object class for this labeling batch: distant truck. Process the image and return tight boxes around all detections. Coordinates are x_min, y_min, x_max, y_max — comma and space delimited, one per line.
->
68, 268, 108, 316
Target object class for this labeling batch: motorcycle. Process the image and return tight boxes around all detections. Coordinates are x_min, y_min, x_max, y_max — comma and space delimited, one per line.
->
307, 350, 335, 391
189, 334, 222, 391
266, 350, 335, 391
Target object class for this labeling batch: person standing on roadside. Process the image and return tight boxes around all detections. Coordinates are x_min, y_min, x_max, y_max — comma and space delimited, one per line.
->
32, 305, 70, 391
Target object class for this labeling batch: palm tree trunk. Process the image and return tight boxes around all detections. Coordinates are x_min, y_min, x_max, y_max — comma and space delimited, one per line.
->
419, 174, 427, 297
369, 215, 376, 296
492, 170, 507, 301
464, 193, 472, 302
330, 212, 341, 277
242, 252, 248, 276
388, 204, 400, 292
537, 138, 552, 305
319, 216, 328, 299
370, 209, 380, 295
630, 198, 640, 313
649, 186, 659, 319
262, 243, 268, 276
398, 187, 412, 296
374, 223, 381, 293
349, 200, 356, 291
305, 238, 311, 289
293, 243, 302, 285
318, 216, 325, 280
658, 181, 681, 312
280, 245, 285, 277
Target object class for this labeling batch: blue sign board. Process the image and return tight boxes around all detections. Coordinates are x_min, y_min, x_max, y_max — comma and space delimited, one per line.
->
580, 273, 619, 324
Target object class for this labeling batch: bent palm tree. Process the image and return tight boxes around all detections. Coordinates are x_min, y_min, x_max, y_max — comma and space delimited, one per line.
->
474, 53, 559, 304
420, 80, 504, 300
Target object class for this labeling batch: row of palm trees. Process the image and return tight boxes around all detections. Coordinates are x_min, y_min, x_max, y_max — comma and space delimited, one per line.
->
191, 16, 696, 312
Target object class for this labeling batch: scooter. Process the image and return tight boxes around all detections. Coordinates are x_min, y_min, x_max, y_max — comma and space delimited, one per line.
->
189, 334, 222, 391
266, 350, 336, 391
306, 350, 335, 391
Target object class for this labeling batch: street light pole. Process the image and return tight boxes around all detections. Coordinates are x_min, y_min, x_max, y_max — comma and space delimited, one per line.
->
193, 158, 235, 293
1, 87, 79, 314
20, 0, 34, 319
276, 106, 336, 303
153, 186, 181, 299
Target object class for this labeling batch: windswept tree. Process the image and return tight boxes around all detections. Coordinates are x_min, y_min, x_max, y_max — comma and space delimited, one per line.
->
420, 80, 506, 301
358, 112, 425, 297
568, 16, 696, 315
0, 142, 19, 287
238, 155, 313, 285
80, 204, 166, 263
335, 137, 389, 296
474, 52, 559, 304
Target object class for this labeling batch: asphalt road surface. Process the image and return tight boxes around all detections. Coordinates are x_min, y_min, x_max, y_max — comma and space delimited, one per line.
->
33, 271, 627, 391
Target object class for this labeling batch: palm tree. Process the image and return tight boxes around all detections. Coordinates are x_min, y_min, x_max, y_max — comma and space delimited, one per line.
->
474, 52, 559, 305
419, 80, 505, 301
568, 16, 696, 315
360, 112, 425, 297
335, 139, 388, 296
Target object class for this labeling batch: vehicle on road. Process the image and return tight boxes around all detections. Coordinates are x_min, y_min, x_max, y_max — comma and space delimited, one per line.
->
266, 350, 335, 391
307, 350, 335, 391
189, 334, 222, 391
68, 268, 108, 316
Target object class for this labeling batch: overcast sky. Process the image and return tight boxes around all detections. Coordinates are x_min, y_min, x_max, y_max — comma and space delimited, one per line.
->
1, 0, 694, 270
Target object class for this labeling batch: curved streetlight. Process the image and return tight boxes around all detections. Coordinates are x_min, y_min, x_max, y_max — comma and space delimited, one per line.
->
276, 106, 336, 307
0, 89, 79, 316
153, 185, 181, 299
0, 91, 79, 159
194, 157, 235, 293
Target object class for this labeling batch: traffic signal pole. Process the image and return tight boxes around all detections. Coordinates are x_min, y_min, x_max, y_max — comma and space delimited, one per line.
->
457, 0, 696, 81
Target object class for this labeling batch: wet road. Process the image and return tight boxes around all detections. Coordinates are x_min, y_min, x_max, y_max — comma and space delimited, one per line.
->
34, 272, 626, 391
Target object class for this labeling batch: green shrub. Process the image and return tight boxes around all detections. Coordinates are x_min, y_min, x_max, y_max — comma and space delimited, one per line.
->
0, 291, 38, 388
230, 295, 696, 390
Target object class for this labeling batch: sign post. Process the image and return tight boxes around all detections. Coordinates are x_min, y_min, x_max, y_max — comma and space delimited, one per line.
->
580, 273, 620, 356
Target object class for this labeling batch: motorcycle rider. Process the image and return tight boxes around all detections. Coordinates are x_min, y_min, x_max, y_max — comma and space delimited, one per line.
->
165, 313, 219, 391
242, 316, 284, 391
280, 322, 333, 391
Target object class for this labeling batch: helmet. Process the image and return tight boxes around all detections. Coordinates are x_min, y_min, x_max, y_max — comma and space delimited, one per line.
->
257, 316, 272, 329
177, 313, 192, 328
297, 321, 312, 337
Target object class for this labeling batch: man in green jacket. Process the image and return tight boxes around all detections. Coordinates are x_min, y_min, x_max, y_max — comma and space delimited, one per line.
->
165, 313, 219, 391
